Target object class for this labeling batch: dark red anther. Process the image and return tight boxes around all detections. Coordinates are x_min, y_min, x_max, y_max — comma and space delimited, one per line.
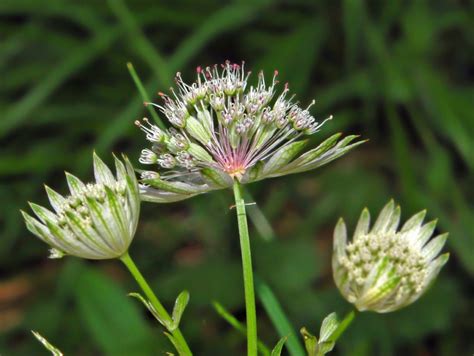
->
274, 70, 279, 76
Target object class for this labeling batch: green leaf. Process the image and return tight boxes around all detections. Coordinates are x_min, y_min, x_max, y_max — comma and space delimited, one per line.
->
300, 327, 318, 356
319, 313, 339, 342
171, 290, 190, 331
256, 279, 306, 356
327, 311, 355, 343
212, 301, 271, 356
128, 292, 170, 329
271, 337, 287, 356
316, 341, 335, 355
126, 62, 165, 129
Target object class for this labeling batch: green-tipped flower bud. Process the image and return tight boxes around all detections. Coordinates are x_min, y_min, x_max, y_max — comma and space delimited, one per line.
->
332, 200, 449, 313
21, 153, 140, 260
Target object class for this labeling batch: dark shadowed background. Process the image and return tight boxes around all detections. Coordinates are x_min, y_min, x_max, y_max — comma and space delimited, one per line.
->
1, 0, 473, 355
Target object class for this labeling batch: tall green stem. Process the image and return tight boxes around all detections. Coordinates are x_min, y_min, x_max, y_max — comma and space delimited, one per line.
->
233, 181, 258, 356
120, 252, 192, 356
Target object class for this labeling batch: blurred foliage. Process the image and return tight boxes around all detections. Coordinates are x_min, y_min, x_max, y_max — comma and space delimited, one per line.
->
1, 0, 473, 355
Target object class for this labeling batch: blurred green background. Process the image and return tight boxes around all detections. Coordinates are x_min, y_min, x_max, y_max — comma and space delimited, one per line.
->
1, 0, 473, 355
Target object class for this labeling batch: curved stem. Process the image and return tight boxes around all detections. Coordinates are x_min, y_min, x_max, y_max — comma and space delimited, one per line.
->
233, 181, 258, 356
120, 252, 192, 356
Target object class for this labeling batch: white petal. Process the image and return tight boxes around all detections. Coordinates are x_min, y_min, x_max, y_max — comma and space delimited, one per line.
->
401, 209, 426, 233
386, 205, 401, 233
44, 185, 67, 213
65, 172, 86, 196
372, 200, 395, 233
85, 196, 124, 253
354, 208, 370, 241
22, 211, 55, 245
64, 210, 116, 259
358, 261, 400, 312
113, 154, 127, 182
422, 233, 448, 261
104, 185, 130, 250
425, 253, 449, 286
93, 152, 116, 186
45, 217, 103, 258
333, 218, 347, 260
412, 219, 437, 250
29, 203, 57, 224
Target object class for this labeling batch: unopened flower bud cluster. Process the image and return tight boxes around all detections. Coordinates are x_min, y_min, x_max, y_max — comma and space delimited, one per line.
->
22, 154, 140, 260
339, 232, 426, 303
332, 200, 449, 313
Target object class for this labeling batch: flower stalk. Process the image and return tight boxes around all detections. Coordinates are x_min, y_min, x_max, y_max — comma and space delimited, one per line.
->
120, 252, 192, 356
233, 180, 258, 356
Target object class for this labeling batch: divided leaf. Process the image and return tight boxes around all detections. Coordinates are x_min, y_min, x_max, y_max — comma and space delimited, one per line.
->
128, 292, 171, 329
171, 290, 190, 331
270, 336, 287, 356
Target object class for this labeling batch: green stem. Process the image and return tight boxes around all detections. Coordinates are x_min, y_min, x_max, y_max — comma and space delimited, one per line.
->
233, 181, 258, 356
120, 252, 192, 356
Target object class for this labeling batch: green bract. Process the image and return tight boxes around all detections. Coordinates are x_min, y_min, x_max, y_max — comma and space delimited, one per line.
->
136, 62, 365, 203
21, 153, 140, 260
333, 200, 449, 313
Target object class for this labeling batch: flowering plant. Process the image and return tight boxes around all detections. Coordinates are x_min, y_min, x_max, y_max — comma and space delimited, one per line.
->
22, 62, 448, 356
136, 62, 364, 202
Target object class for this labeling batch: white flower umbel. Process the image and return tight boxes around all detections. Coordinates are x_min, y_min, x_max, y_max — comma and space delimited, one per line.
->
21, 153, 140, 260
333, 200, 449, 313
136, 61, 365, 202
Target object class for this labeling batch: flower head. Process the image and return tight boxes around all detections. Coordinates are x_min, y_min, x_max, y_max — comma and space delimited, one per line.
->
137, 61, 365, 202
21, 153, 140, 260
332, 200, 449, 313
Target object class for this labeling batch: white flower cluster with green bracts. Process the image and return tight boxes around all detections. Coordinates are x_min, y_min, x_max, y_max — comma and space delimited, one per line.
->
333, 200, 449, 313
21, 153, 140, 260
137, 61, 365, 203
